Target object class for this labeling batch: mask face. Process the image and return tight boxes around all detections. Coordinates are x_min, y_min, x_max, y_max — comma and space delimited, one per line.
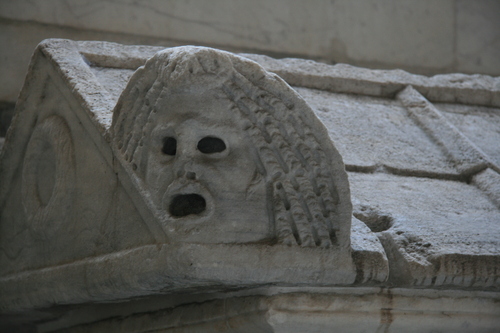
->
144, 83, 271, 244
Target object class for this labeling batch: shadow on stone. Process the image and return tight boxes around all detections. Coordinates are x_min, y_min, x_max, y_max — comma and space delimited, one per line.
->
169, 194, 206, 217
0, 101, 15, 137
353, 205, 394, 232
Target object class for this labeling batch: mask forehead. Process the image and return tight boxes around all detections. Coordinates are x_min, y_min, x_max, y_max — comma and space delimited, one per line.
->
153, 84, 238, 129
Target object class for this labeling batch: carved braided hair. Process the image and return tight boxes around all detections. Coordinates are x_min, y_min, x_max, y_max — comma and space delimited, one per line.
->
112, 46, 351, 248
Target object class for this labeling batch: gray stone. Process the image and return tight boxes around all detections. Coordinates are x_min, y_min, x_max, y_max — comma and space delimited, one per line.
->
0, 40, 357, 314
350, 172, 500, 288
456, 0, 500, 75
111, 46, 352, 248
473, 168, 500, 209
34, 288, 500, 333
1, 39, 500, 331
242, 54, 500, 107
350, 217, 388, 284
297, 87, 461, 177
437, 102, 500, 169
397, 86, 492, 176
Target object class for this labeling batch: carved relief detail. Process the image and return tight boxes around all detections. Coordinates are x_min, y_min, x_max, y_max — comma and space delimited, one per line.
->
22, 115, 75, 239
112, 47, 351, 247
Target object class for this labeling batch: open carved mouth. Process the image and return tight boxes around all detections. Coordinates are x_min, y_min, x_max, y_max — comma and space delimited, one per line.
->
169, 194, 207, 217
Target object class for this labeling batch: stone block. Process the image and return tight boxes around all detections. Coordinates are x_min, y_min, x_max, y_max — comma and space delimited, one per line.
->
297, 87, 461, 177
436, 102, 500, 169
350, 172, 500, 288
36, 289, 500, 332
397, 86, 491, 176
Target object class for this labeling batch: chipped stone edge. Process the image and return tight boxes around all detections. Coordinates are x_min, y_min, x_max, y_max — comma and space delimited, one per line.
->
350, 217, 389, 284
378, 230, 500, 289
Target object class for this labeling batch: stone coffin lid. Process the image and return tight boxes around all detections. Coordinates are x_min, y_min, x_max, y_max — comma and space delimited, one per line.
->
1, 39, 500, 314
0, 40, 358, 313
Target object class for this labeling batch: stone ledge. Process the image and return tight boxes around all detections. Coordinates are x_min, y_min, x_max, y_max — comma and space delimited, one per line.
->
0, 243, 356, 313
76, 40, 500, 107
350, 172, 500, 289
242, 54, 500, 107
31, 288, 500, 333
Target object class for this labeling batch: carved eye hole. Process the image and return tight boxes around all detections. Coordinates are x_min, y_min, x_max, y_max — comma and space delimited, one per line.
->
197, 137, 226, 154
162, 137, 177, 156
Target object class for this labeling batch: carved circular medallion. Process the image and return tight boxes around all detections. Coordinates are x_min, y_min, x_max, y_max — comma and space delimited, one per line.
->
22, 115, 75, 236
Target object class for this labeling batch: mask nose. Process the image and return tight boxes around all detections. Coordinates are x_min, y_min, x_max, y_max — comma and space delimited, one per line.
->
174, 147, 198, 181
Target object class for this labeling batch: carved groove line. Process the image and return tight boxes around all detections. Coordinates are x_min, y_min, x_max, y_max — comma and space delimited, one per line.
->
217, 66, 339, 247
21, 115, 76, 240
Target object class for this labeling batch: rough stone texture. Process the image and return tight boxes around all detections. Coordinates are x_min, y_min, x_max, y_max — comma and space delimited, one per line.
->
110, 46, 352, 248
436, 102, 500, 169
0, 39, 499, 331
397, 86, 491, 176
33, 289, 500, 333
242, 54, 500, 108
350, 217, 388, 284
351, 172, 499, 288
297, 88, 461, 177
473, 168, 500, 209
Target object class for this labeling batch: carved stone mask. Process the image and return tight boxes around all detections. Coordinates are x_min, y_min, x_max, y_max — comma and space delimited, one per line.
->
144, 82, 270, 243
112, 46, 352, 248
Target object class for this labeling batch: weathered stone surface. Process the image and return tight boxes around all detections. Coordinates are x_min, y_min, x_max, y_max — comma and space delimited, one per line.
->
33, 288, 500, 333
473, 168, 500, 209
111, 46, 352, 248
1, 39, 500, 331
0, 62, 155, 276
398, 86, 494, 175
436, 102, 500, 169
350, 217, 388, 284
350, 172, 500, 288
297, 88, 460, 177
0, 243, 357, 313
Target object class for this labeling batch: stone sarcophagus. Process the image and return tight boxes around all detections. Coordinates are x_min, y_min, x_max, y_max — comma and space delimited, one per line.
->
2, 39, 500, 332
0, 40, 356, 311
